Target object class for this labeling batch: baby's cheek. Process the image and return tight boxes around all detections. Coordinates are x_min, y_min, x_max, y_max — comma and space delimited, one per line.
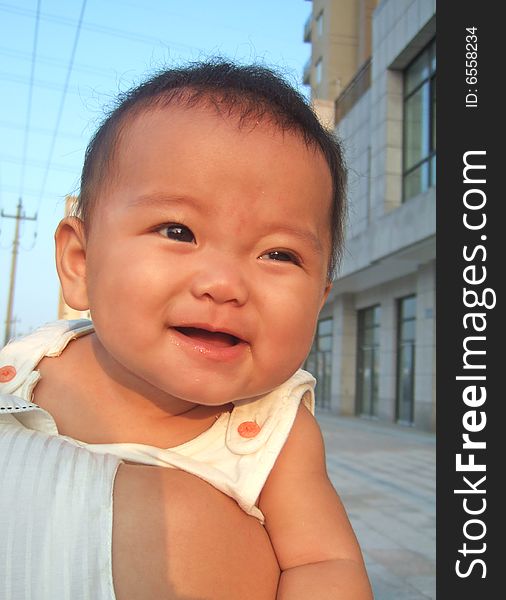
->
264, 317, 316, 372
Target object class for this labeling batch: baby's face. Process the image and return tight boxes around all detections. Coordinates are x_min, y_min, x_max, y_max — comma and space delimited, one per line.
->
84, 104, 333, 405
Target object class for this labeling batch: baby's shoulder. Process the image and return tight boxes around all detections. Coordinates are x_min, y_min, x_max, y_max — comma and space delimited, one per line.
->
226, 369, 315, 455
0, 319, 93, 390
0, 319, 94, 435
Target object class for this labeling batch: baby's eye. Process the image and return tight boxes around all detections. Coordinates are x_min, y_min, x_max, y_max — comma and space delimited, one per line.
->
259, 250, 300, 265
158, 223, 195, 243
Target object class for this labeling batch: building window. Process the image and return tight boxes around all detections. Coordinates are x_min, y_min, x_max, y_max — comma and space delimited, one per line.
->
403, 39, 436, 201
356, 306, 381, 417
396, 296, 416, 424
316, 11, 324, 37
315, 57, 323, 86
305, 317, 332, 409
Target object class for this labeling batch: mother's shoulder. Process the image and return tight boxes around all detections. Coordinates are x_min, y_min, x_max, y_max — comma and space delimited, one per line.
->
112, 464, 279, 600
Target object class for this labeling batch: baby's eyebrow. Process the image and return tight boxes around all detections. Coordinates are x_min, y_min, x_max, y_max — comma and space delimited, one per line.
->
127, 193, 203, 212
268, 223, 324, 256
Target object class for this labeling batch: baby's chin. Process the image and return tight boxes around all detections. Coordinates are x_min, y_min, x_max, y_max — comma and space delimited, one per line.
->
165, 370, 302, 408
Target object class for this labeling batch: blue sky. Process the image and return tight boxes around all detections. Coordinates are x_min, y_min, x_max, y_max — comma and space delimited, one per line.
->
0, 0, 311, 341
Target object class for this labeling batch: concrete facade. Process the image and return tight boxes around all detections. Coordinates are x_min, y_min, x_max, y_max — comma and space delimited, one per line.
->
304, 0, 378, 127
304, 0, 436, 431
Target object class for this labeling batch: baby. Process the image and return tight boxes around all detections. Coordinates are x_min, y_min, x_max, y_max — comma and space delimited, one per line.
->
0, 60, 372, 599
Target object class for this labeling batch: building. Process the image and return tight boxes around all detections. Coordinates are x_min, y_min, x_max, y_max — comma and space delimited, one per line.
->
303, 0, 436, 431
303, 0, 377, 128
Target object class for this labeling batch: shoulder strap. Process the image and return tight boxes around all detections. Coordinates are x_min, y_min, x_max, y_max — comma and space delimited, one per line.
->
0, 319, 93, 397
225, 369, 315, 455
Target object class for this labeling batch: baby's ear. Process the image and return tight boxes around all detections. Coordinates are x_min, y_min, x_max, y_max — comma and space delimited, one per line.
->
320, 282, 332, 310
55, 217, 89, 311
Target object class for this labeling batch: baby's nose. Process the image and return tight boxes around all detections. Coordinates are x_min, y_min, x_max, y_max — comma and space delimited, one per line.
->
190, 260, 249, 306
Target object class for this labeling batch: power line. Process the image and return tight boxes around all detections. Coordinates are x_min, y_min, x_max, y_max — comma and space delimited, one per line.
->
0, 119, 84, 141
36, 0, 87, 214
19, 0, 41, 199
0, 69, 88, 95
0, 2, 199, 53
114, 0, 298, 46
0, 45, 117, 78
1, 154, 79, 174
0, 182, 68, 199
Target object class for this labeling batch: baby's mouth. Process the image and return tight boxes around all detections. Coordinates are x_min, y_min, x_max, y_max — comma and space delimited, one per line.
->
174, 327, 242, 348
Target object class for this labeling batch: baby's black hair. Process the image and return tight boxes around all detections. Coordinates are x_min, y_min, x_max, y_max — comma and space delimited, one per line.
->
77, 59, 347, 280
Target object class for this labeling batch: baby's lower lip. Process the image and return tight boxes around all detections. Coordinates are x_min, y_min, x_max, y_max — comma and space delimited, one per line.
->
170, 327, 248, 361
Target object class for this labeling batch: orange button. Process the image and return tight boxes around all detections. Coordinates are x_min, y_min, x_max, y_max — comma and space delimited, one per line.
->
0, 365, 16, 383
238, 421, 261, 438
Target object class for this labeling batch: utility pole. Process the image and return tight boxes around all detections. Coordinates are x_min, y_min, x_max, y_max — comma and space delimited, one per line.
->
2, 198, 37, 345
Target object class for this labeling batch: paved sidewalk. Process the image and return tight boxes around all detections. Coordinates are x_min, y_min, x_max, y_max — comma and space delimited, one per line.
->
316, 412, 436, 600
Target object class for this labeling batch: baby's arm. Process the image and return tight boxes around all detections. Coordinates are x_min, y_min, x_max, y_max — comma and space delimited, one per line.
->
259, 405, 373, 599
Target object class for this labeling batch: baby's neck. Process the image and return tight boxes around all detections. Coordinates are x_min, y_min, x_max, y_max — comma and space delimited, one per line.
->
34, 333, 232, 447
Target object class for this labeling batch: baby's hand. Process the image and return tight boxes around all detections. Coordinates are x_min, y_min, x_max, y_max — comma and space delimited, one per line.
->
259, 405, 373, 599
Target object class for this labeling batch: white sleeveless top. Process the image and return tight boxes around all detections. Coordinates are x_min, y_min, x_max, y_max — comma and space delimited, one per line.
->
0, 320, 315, 599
